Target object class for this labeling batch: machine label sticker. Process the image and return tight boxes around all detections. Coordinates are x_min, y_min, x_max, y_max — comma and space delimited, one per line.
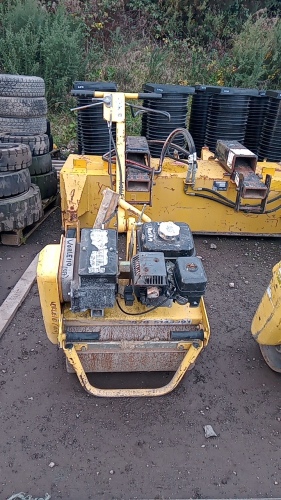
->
232, 148, 255, 156
212, 180, 228, 191
227, 151, 234, 168
61, 238, 76, 280
267, 286, 272, 300
61, 238, 76, 301
89, 230, 108, 273
147, 224, 154, 242
50, 301, 59, 335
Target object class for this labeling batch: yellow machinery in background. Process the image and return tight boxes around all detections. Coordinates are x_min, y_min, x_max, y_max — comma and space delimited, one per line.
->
251, 262, 281, 373
59, 92, 281, 237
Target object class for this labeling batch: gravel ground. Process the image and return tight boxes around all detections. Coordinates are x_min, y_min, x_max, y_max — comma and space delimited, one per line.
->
0, 209, 281, 500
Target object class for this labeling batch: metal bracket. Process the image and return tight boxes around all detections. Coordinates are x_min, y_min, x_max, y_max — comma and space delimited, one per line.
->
178, 341, 201, 350
74, 344, 88, 352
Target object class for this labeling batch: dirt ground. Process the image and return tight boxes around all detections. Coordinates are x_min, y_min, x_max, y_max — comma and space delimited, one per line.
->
0, 208, 281, 500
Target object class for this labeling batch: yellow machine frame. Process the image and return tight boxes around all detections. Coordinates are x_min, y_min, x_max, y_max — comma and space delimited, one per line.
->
60, 152, 281, 237
37, 206, 210, 397
38, 91, 214, 397
38, 89, 281, 396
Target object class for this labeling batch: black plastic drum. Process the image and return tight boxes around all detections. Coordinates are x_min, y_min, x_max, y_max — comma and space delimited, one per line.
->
258, 90, 281, 162
204, 87, 255, 153
73, 81, 117, 155
141, 83, 195, 157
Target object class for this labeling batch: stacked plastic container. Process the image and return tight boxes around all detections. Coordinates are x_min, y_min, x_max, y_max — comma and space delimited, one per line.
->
141, 83, 195, 157
73, 81, 117, 155
258, 90, 281, 162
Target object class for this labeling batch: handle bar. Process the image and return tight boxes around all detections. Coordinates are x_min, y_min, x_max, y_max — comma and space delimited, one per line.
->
71, 90, 162, 99
64, 341, 202, 397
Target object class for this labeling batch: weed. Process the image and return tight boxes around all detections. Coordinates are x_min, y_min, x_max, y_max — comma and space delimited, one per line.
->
1, 0, 281, 147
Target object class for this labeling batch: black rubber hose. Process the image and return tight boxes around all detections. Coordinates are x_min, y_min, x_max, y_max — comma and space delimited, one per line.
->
116, 295, 173, 316
195, 187, 281, 210
156, 128, 197, 175
191, 187, 236, 206
186, 191, 235, 208
188, 191, 281, 214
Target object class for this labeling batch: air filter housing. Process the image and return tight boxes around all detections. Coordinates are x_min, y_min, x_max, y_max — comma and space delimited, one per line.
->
139, 222, 195, 258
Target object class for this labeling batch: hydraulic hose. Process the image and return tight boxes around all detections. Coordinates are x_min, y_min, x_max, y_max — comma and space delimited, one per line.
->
187, 191, 281, 214
156, 128, 197, 175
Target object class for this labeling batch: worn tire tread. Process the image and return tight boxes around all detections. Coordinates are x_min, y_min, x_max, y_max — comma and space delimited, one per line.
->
0, 75, 45, 97
0, 116, 47, 136
0, 97, 47, 117
0, 168, 31, 198
29, 153, 52, 175
0, 184, 42, 232
0, 143, 32, 171
31, 168, 57, 199
0, 133, 50, 156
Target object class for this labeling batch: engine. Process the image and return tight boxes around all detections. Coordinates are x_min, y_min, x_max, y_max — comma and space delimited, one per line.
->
132, 221, 207, 307
61, 222, 207, 316
131, 251, 169, 307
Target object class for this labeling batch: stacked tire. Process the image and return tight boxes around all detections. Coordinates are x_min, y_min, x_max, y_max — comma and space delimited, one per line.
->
0, 142, 42, 232
0, 74, 57, 234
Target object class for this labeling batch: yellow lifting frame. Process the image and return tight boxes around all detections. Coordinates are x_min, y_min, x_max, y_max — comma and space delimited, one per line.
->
62, 341, 204, 397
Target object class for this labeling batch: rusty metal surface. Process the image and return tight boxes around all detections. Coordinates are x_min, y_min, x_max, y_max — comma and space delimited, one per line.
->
234, 165, 267, 199
215, 140, 257, 174
126, 136, 150, 154
66, 349, 187, 373
64, 341, 200, 373
126, 167, 151, 192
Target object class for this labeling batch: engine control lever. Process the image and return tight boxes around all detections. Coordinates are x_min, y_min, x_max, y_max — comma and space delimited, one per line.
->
127, 103, 170, 121
71, 95, 112, 112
